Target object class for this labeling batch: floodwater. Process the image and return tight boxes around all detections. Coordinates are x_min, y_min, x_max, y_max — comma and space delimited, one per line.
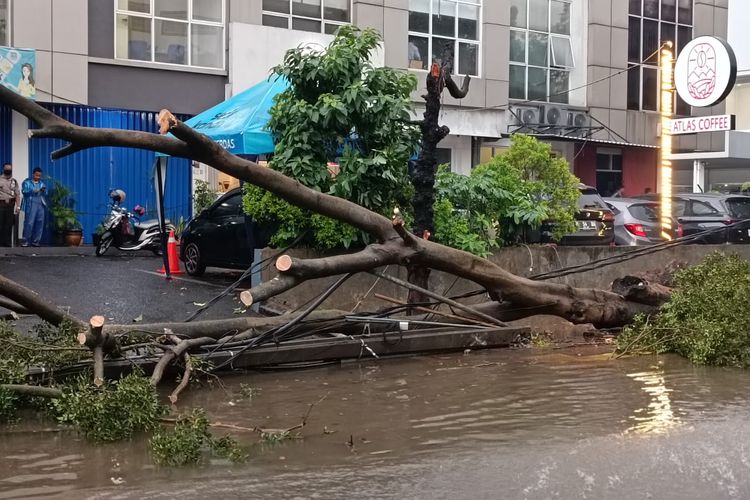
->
3, 347, 750, 499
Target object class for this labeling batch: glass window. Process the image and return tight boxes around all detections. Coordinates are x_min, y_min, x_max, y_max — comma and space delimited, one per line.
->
691, 201, 719, 216
155, 20, 187, 64
0, 0, 8, 46
509, 0, 572, 101
627, 0, 692, 111
510, 65, 526, 99
628, 17, 640, 63
409, 35, 429, 69
642, 67, 658, 111
550, 36, 573, 67
661, 0, 676, 22
263, 0, 350, 33
528, 0, 548, 31
528, 33, 548, 66
156, 0, 188, 20
643, 0, 658, 18
407, 0, 481, 77
212, 195, 242, 218
510, 30, 526, 63
194, 0, 223, 22
550, 1, 570, 35
116, 0, 225, 68
119, 0, 150, 13
510, 0, 526, 28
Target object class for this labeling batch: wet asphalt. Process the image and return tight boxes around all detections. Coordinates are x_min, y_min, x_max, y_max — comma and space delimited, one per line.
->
0, 247, 253, 329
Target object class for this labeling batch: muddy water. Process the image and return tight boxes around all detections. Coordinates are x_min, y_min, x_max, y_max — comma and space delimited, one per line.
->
3, 347, 750, 499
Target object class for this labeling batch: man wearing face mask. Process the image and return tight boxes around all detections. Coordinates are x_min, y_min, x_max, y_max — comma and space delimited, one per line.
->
21, 167, 47, 247
0, 163, 20, 247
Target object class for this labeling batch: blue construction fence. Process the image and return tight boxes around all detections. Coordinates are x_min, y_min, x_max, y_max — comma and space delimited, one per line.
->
28, 104, 193, 245
0, 104, 11, 165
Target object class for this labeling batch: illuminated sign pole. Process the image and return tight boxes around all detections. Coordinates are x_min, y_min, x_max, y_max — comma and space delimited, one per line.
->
660, 43, 674, 240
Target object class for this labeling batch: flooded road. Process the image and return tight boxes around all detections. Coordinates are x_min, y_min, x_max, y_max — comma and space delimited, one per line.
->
3, 347, 750, 499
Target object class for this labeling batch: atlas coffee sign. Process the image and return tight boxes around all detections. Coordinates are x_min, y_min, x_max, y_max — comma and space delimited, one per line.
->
670, 114, 735, 135
674, 36, 737, 108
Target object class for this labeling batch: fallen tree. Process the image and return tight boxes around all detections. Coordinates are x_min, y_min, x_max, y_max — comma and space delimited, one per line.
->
0, 77, 661, 334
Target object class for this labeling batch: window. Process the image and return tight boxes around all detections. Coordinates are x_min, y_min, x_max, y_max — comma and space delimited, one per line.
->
595, 148, 623, 196
262, 0, 350, 34
627, 0, 692, 114
0, 0, 9, 46
115, 0, 225, 69
407, 0, 481, 77
212, 194, 242, 218
509, 0, 573, 103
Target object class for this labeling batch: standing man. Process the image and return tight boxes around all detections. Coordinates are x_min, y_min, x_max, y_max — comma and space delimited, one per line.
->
21, 167, 47, 247
0, 163, 20, 247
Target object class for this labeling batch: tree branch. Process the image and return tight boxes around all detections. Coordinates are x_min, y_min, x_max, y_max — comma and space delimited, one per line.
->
0, 274, 84, 329
445, 73, 471, 99
0, 384, 62, 398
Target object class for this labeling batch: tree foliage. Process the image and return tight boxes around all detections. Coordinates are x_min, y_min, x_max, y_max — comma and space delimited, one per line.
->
243, 26, 420, 249
617, 253, 750, 367
433, 134, 580, 255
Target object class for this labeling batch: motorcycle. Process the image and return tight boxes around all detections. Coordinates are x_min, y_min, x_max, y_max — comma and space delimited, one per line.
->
95, 189, 175, 256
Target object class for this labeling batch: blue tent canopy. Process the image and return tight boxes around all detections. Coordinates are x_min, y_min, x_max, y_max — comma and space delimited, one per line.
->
162, 77, 289, 156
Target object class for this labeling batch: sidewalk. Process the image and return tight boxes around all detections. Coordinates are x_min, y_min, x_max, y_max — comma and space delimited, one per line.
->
0, 245, 95, 257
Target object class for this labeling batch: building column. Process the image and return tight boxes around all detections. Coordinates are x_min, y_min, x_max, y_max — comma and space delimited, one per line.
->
692, 160, 706, 193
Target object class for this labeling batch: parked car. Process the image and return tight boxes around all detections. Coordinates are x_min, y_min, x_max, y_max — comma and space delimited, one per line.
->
179, 188, 274, 276
634, 193, 750, 244
536, 184, 615, 245
604, 198, 680, 246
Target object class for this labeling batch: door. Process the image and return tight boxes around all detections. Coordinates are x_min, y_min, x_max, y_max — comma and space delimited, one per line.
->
203, 192, 248, 265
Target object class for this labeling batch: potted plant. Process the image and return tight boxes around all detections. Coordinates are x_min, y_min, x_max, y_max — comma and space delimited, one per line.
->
48, 180, 83, 246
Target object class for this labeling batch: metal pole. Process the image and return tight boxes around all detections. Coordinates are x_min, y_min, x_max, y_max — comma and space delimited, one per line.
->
154, 157, 170, 279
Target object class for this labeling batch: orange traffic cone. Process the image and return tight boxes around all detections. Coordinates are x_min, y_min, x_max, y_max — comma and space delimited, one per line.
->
158, 230, 183, 275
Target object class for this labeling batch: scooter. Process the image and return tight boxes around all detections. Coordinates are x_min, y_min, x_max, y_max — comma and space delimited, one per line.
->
95, 189, 175, 256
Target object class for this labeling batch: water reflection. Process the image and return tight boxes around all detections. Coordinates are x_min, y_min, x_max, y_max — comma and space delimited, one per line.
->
626, 363, 681, 434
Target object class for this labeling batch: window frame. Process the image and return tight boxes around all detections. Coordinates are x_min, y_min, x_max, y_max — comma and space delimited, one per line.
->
627, 0, 693, 114
509, 0, 574, 103
261, 0, 353, 35
407, 0, 482, 78
114, 0, 226, 70
0, 0, 11, 47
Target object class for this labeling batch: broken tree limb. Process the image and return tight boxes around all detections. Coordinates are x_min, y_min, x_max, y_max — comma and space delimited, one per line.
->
168, 353, 192, 404
611, 276, 672, 306
369, 270, 509, 328
0, 384, 62, 398
0, 297, 31, 315
0, 274, 84, 329
87, 316, 106, 387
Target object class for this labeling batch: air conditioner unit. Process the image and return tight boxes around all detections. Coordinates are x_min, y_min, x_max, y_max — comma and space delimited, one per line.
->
544, 105, 564, 126
513, 106, 541, 126
567, 111, 590, 128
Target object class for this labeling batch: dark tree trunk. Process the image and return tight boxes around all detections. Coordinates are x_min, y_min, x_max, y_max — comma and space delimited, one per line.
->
408, 57, 470, 305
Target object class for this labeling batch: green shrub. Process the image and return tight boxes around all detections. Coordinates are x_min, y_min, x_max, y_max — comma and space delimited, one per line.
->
433, 134, 581, 254
53, 373, 167, 442
150, 408, 247, 465
616, 253, 750, 367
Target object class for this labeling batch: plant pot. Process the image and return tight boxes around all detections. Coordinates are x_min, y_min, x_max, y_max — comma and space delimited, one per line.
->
64, 229, 83, 247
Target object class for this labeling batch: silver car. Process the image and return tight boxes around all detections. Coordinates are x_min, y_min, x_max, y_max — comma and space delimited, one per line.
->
604, 198, 679, 246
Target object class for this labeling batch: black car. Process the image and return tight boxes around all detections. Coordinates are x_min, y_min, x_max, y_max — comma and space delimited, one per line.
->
180, 188, 272, 276
634, 193, 750, 244
536, 184, 615, 245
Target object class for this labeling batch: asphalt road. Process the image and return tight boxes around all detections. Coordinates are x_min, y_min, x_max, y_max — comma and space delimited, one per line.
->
0, 249, 254, 328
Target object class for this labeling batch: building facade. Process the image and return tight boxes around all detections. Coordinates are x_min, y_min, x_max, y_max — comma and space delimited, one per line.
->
0, 0, 735, 241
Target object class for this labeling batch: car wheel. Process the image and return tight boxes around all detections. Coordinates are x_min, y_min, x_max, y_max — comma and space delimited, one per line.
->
95, 233, 113, 256
183, 242, 206, 276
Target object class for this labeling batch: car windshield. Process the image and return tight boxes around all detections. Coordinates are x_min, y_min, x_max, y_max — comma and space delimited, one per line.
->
725, 198, 750, 220
578, 189, 606, 210
628, 203, 659, 222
